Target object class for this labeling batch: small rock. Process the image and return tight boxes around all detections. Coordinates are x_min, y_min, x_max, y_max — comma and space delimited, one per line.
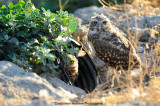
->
130, 27, 151, 42
74, 6, 113, 25
40, 73, 86, 97
130, 27, 159, 43
128, 16, 147, 29
146, 16, 160, 28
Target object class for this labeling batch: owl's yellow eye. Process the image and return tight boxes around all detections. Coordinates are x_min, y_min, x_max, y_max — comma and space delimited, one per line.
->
92, 21, 98, 25
70, 60, 74, 64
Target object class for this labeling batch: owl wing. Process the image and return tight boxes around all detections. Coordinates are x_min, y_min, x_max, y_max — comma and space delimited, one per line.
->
92, 35, 131, 70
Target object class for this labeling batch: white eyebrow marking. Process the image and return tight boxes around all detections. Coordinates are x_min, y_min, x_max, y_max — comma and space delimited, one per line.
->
100, 19, 108, 23
90, 19, 98, 22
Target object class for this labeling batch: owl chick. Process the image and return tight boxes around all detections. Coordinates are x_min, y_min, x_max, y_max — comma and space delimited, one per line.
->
88, 14, 141, 75
64, 54, 79, 83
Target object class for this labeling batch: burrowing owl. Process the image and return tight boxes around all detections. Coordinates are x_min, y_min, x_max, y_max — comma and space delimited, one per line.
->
88, 14, 141, 74
64, 54, 79, 83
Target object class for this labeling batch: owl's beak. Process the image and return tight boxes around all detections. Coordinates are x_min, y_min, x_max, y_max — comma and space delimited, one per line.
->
98, 23, 101, 31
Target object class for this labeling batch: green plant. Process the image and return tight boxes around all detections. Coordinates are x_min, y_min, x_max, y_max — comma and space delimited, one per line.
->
0, 0, 78, 76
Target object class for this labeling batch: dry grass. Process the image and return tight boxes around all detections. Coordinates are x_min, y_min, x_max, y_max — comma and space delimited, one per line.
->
58, 0, 69, 10
99, 0, 160, 16
79, 77, 160, 104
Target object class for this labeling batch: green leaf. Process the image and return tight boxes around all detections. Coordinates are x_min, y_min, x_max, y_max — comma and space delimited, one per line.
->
31, 22, 37, 28
46, 53, 56, 61
59, 9, 63, 15
8, 3, 14, 9
0, 44, 3, 47
63, 18, 69, 23
16, 25, 22, 28
5, 14, 10, 19
41, 59, 46, 66
52, 63, 59, 69
32, 29, 39, 34
26, 33, 31, 37
36, 60, 41, 64
0, 17, 3, 20
3, 34, 9, 40
45, 42, 50, 46
17, 31, 25, 37
74, 47, 79, 51
63, 43, 67, 48
69, 23, 77, 33
2, 31, 9, 40
50, 13, 56, 19
41, 7, 46, 12
1, 5, 6, 9
72, 19, 77, 23
41, 36, 47, 41
18, 0, 25, 6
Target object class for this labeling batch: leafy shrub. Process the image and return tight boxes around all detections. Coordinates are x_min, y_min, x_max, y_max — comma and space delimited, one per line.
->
0, 0, 78, 76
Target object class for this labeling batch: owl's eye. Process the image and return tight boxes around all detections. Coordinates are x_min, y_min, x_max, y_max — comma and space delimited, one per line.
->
103, 21, 107, 25
91, 21, 98, 25
70, 60, 74, 64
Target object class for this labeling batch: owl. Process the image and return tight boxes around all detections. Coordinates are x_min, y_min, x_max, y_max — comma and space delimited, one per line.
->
88, 14, 141, 75
64, 54, 79, 83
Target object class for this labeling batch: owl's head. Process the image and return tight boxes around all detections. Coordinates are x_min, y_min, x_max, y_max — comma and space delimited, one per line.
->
89, 14, 111, 34
64, 54, 78, 76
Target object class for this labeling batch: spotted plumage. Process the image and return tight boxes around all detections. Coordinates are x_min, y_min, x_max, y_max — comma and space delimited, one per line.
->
88, 14, 141, 71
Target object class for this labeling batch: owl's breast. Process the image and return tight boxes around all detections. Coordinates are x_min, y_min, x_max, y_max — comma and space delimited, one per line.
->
88, 32, 100, 42
92, 38, 131, 70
